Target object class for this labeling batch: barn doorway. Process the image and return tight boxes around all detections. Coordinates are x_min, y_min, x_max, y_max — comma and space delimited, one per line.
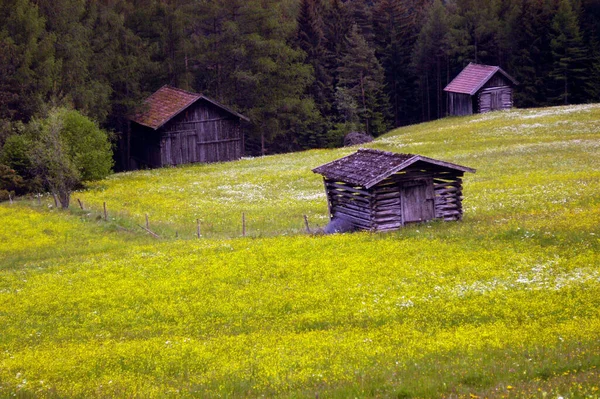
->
401, 180, 435, 223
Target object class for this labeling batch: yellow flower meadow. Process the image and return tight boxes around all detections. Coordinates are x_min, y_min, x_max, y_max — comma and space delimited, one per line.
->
0, 104, 599, 397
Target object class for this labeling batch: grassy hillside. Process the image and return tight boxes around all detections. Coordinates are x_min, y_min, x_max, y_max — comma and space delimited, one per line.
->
1, 105, 599, 398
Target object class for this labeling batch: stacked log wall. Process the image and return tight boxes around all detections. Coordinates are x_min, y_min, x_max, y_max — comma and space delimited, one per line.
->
371, 177, 403, 231
324, 179, 374, 230
324, 168, 467, 232
432, 171, 464, 221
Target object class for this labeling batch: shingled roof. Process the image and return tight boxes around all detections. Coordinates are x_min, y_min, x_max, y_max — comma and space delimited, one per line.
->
444, 63, 517, 95
131, 85, 249, 130
312, 148, 475, 188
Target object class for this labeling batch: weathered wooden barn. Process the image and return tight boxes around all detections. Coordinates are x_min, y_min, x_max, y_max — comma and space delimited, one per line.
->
312, 149, 476, 232
444, 63, 518, 116
129, 85, 249, 169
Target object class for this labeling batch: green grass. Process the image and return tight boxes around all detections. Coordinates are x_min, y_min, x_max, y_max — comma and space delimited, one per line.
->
0, 104, 599, 398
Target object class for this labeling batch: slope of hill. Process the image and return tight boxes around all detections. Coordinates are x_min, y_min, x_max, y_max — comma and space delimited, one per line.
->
0, 105, 599, 398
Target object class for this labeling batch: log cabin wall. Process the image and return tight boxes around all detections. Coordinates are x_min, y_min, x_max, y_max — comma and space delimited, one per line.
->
432, 171, 464, 221
324, 179, 374, 230
324, 167, 466, 232
159, 100, 243, 166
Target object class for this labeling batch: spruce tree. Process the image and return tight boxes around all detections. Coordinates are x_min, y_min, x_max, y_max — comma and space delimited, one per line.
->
0, 0, 56, 121
447, 0, 503, 65
295, 0, 332, 148
413, 0, 450, 120
373, 0, 413, 125
323, 0, 353, 87
550, 0, 588, 104
337, 24, 390, 137
345, 0, 374, 45
190, 0, 315, 154
505, 0, 539, 107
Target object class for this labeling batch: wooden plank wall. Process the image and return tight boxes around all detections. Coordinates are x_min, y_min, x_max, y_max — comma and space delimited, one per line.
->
160, 101, 243, 166
478, 86, 513, 113
448, 92, 473, 116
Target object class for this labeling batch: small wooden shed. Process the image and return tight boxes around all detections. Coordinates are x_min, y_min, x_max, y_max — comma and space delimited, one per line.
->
129, 85, 249, 169
444, 63, 518, 116
312, 149, 476, 232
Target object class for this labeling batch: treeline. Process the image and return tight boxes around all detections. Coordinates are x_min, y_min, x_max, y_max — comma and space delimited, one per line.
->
1, 0, 599, 163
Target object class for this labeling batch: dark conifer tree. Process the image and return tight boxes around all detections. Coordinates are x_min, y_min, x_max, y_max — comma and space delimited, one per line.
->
505, 0, 541, 107
373, 0, 420, 125
323, 0, 353, 88
0, 0, 56, 121
550, 0, 588, 104
413, 0, 450, 121
345, 0, 375, 45
447, 0, 503, 66
337, 24, 390, 136
295, 0, 332, 147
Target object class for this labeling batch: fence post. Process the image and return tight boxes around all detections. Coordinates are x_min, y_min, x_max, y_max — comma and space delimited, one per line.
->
196, 219, 201, 238
242, 212, 246, 237
304, 215, 310, 233
103, 202, 108, 221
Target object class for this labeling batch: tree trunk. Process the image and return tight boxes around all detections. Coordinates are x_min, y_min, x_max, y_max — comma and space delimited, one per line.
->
360, 71, 369, 135
126, 120, 131, 170
59, 190, 70, 209
426, 74, 431, 121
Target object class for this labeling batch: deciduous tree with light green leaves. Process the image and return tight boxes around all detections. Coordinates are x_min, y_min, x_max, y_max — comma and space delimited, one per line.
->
29, 108, 113, 208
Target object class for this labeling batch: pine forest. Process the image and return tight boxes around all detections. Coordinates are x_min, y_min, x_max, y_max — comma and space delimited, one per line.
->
1, 0, 599, 165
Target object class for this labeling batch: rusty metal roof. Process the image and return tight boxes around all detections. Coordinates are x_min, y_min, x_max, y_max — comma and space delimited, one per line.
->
444, 63, 517, 95
131, 85, 249, 130
312, 148, 475, 188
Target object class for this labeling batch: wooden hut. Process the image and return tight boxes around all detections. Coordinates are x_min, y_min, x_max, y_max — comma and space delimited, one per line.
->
129, 85, 249, 169
444, 63, 518, 116
312, 149, 476, 232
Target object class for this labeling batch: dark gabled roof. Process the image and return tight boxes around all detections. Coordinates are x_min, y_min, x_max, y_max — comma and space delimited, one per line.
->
312, 148, 475, 188
444, 63, 518, 95
130, 85, 249, 130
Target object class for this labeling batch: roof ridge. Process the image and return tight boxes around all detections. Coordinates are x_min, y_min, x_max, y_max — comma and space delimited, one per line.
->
161, 85, 203, 99
357, 148, 415, 158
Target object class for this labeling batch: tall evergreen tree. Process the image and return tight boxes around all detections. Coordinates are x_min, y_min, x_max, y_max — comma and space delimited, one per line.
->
337, 24, 390, 136
413, 0, 450, 121
373, 0, 422, 125
323, 0, 353, 89
0, 0, 56, 121
549, 0, 588, 104
190, 0, 315, 154
505, 0, 541, 107
447, 0, 503, 66
345, 0, 374, 45
295, 0, 332, 147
